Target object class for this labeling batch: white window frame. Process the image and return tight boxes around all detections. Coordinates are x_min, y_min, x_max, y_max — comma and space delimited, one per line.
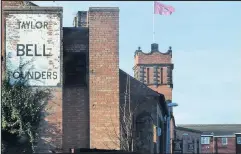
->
221, 137, 228, 145
201, 137, 210, 144
237, 137, 241, 144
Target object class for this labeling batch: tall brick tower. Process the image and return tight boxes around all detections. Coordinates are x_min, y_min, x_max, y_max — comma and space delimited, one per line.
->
133, 43, 173, 101
88, 7, 120, 149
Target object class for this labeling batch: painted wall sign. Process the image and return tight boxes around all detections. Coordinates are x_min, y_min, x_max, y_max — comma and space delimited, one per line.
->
5, 14, 61, 86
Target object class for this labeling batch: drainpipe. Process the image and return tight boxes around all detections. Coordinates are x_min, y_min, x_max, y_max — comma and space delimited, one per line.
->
166, 102, 178, 154
166, 108, 171, 154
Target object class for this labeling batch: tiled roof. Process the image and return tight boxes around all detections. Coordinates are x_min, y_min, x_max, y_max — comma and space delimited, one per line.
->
177, 124, 241, 136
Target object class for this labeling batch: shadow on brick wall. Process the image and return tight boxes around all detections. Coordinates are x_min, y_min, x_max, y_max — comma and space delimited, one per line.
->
2, 111, 61, 154
35, 105, 62, 153
1, 89, 60, 154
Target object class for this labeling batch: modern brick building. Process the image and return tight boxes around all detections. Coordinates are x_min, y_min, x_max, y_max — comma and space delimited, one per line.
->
178, 124, 241, 153
2, 1, 175, 154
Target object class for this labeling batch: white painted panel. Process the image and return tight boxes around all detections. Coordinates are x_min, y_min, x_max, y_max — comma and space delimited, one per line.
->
5, 14, 61, 86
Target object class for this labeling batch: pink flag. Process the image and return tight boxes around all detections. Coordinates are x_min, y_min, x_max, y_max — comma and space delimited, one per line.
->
154, 1, 175, 15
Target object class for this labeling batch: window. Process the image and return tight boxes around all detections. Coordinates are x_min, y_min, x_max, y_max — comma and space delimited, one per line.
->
146, 68, 150, 84
221, 138, 228, 145
237, 137, 241, 144
160, 67, 163, 84
201, 137, 210, 144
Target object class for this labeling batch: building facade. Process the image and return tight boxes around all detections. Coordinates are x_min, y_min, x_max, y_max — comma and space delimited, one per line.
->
133, 43, 173, 100
178, 124, 241, 153
2, 2, 64, 153
2, 1, 173, 154
175, 126, 202, 153
133, 43, 175, 153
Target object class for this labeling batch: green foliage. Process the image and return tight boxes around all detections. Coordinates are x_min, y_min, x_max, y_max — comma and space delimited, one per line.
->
1, 75, 52, 152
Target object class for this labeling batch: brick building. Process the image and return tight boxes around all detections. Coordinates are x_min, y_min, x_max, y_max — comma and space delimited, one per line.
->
178, 124, 241, 153
2, 2, 64, 153
133, 43, 175, 153
133, 44, 173, 100
175, 126, 202, 153
2, 1, 175, 153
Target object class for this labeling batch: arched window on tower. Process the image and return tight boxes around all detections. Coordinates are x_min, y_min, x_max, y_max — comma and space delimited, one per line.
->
160, 67, 163, 84
147, 68, 150, 84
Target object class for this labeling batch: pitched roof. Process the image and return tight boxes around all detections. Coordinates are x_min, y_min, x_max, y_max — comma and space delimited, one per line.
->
177, 124, 241, 136
24, 1, 39, 6
176, 126, 202, 134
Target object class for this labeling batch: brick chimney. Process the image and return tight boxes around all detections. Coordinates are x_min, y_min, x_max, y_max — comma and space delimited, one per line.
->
88, 7, 120, 149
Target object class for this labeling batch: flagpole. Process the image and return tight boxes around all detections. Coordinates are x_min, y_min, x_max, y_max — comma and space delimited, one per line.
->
153, 1, 155, 43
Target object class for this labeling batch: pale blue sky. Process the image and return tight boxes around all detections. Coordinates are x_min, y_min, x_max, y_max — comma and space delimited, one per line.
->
35, 1, 241, 124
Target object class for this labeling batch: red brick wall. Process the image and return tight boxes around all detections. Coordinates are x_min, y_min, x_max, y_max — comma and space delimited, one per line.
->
200, 137, 236, 153
201, 137, 236, 153
88, 7, 120, 149
36, 88, 63, 152
134, 52, 171, 65
149, 85, 172, 101
201, 136, 215, 153
215, 137, 236, 153
134, 50, 173, 100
